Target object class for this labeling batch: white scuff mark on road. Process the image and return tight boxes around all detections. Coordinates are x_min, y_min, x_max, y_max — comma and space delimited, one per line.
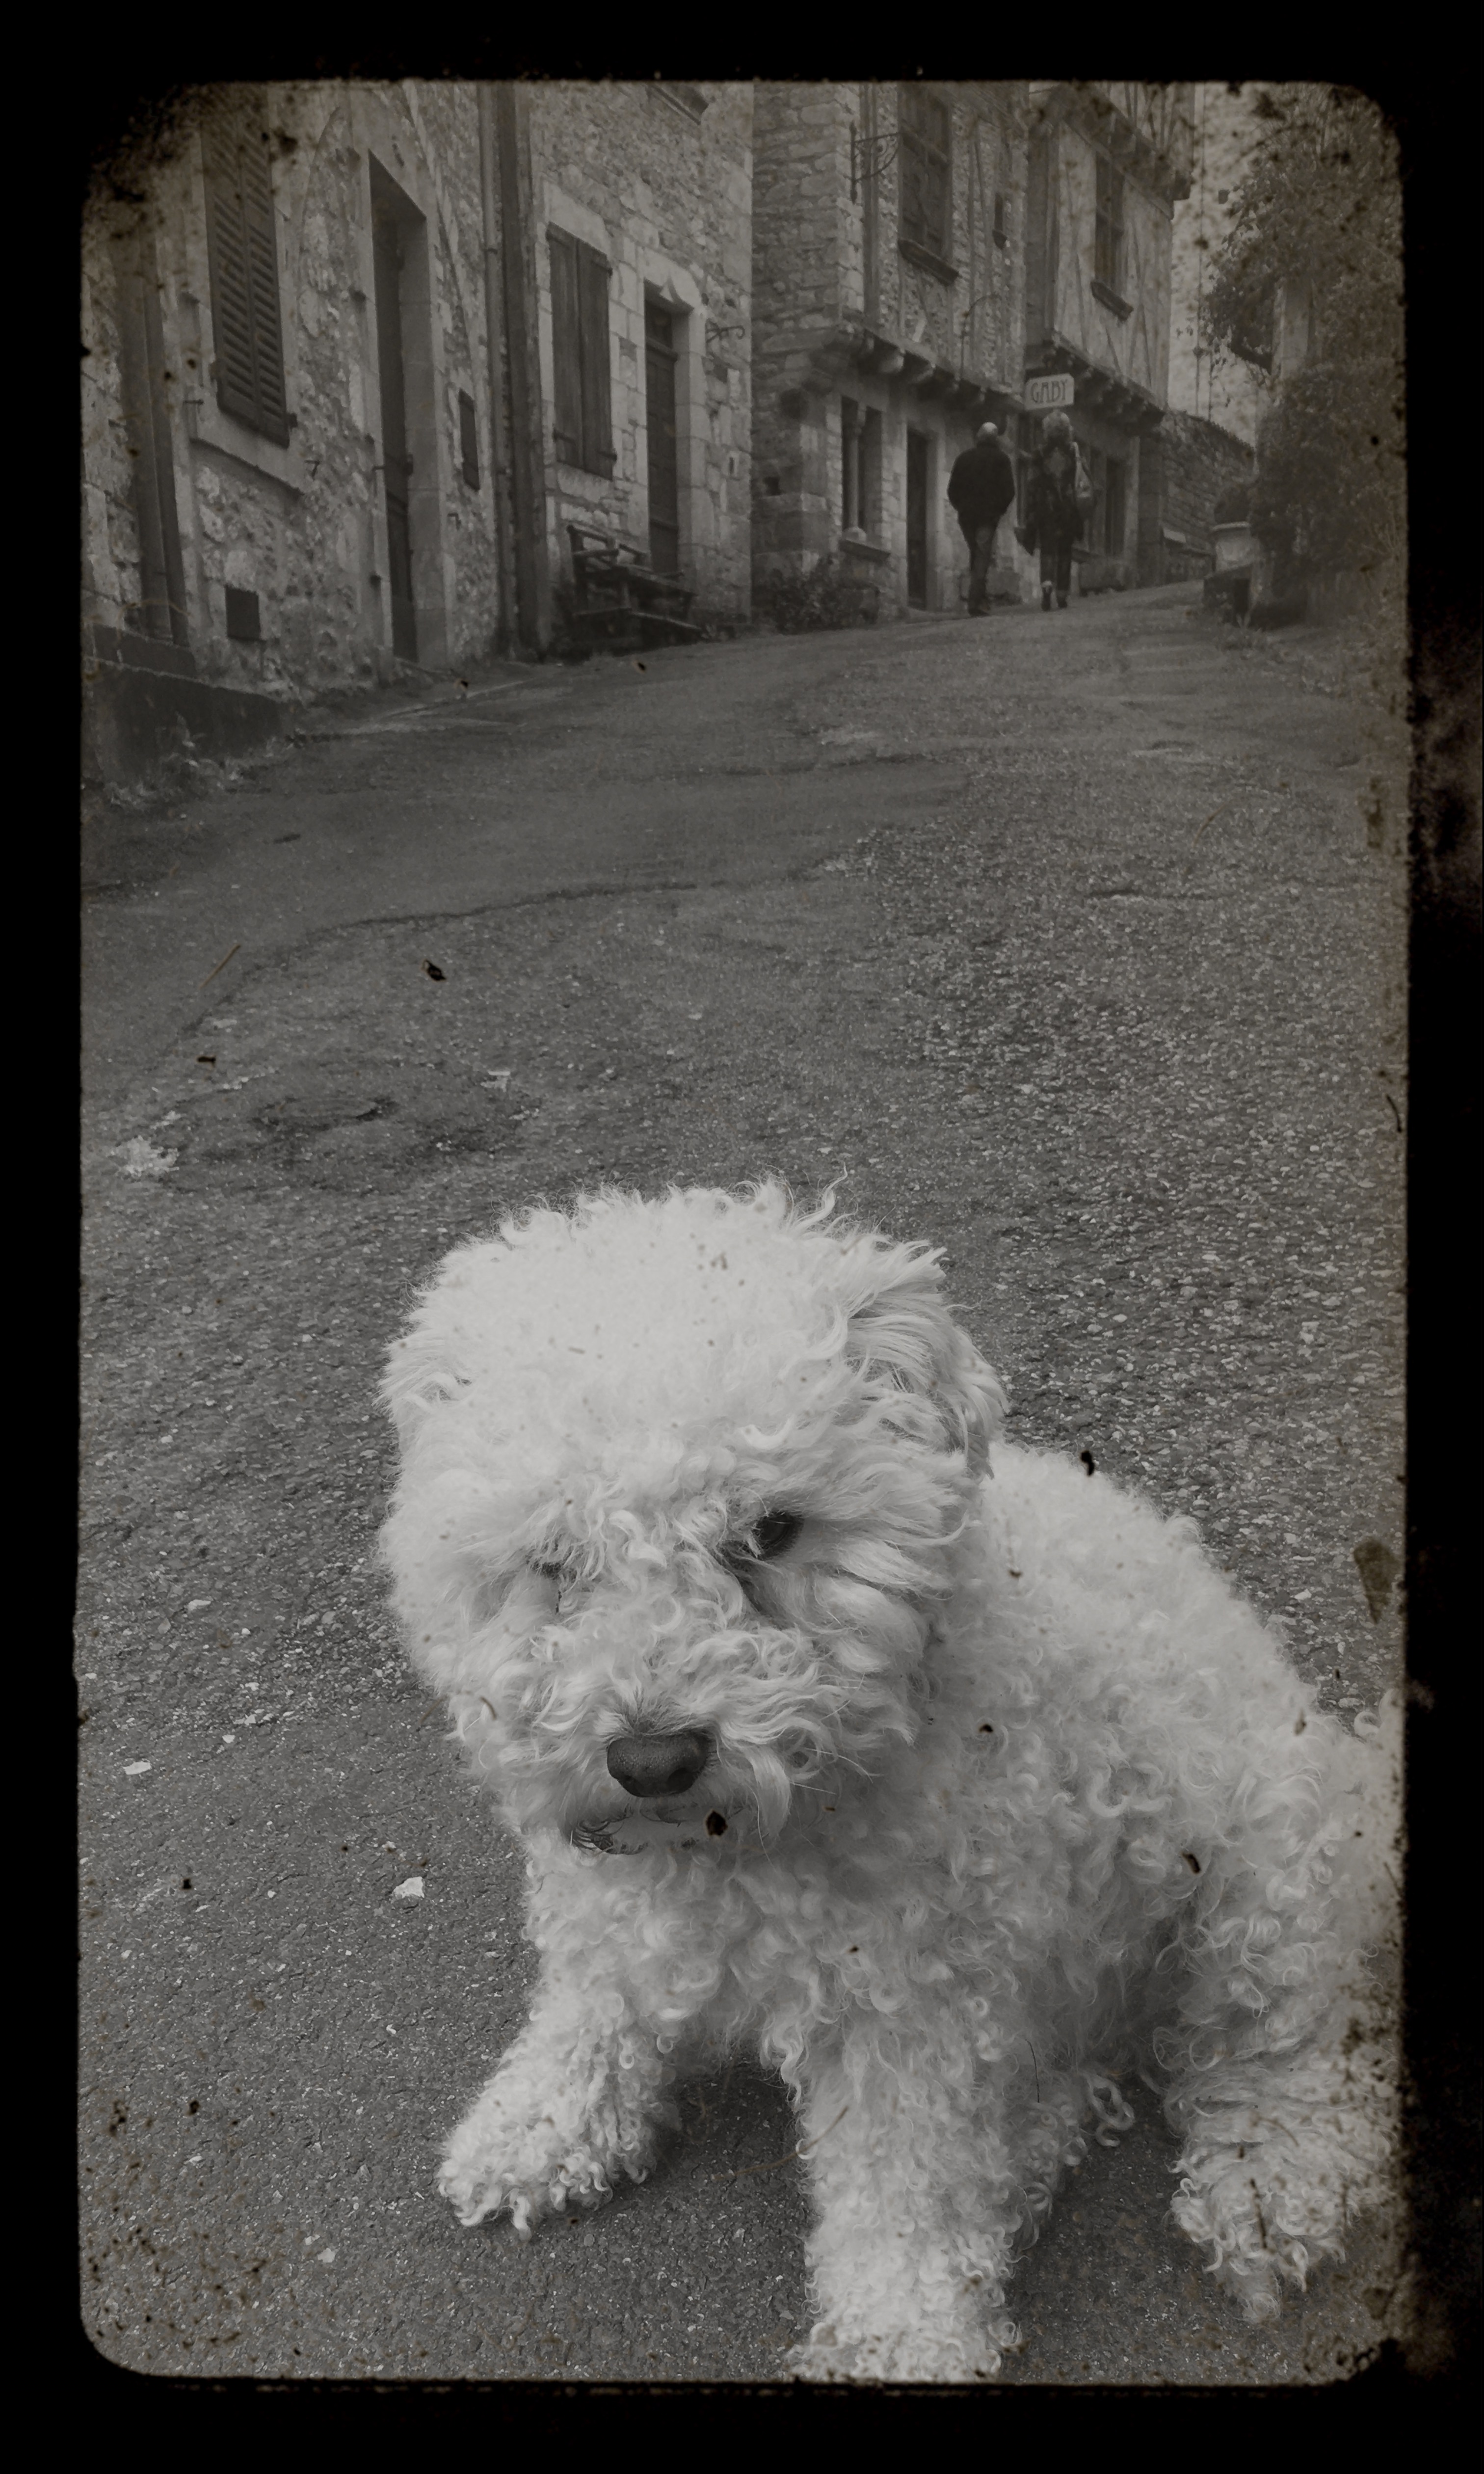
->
120, 1139, 178, 1179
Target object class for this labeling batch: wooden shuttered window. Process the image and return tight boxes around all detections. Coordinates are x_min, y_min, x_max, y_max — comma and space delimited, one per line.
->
1095, 156, 1126, 293
458, 389, 480, 489
203, 113, 291, 446
548, 227, 614, 475
899, 85, 952, 261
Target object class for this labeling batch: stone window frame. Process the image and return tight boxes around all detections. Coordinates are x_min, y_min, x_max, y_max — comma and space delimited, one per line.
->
839, 396, 885, 548
180, 109, 307, 502
200, 93, 292, 448
548, 226, 617, 478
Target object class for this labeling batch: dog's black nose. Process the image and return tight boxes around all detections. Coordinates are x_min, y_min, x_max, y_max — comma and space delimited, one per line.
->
606, 1731, 711, 1799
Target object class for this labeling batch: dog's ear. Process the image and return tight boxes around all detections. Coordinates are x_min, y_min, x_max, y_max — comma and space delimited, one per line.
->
843, 1245, 1005, 1475
381, 1327, 465, 1446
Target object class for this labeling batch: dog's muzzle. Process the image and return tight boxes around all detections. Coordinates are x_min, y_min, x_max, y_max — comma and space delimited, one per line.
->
605, 1730, 712, 1800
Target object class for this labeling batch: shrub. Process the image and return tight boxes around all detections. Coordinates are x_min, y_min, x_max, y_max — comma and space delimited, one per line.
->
765, 557, 879, 634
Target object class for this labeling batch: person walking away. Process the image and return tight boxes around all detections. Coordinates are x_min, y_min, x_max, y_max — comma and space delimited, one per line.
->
947, 423, 1017, 616
1022, 410, 1091, 610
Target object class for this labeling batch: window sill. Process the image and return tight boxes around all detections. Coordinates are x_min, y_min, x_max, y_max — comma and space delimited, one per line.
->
898, 238, 960, 286
1091, 278, 1133, 320
186, 396, 303, 493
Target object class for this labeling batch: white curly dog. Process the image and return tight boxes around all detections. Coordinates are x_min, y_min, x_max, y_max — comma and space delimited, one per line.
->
380, 1183, 1398, 2383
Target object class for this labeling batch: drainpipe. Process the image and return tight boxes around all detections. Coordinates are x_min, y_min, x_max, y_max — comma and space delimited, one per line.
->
861, 82, 879, 332
492, 83, 546, 653
477, 85, 518, 658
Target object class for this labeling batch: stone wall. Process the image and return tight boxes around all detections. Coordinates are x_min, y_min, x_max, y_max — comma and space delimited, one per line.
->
527, 81, 753, 630
1156, 406, 1254, 574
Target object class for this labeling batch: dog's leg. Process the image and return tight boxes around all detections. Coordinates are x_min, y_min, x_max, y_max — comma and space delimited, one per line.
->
1161, 1768, 1400, 2321
784, 2029, 1022, 2384
438, 1862, 689, 2233
1165, 2019, 1397, 2321
439, 1956, 679, 2232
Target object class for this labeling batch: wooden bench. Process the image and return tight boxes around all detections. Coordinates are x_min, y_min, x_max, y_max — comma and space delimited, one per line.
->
564, 524, 702, 647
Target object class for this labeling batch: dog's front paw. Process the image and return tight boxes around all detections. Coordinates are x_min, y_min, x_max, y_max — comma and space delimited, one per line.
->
786, 2322, 1006, 2386
438, 2101, 616, 2233
784, 2326, 860, 2383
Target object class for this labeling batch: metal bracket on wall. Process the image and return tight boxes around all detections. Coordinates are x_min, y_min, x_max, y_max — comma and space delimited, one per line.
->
849, 124, 900, 203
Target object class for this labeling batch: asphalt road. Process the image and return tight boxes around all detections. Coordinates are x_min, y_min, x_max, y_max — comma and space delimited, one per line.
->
79, 583, 1409, 2383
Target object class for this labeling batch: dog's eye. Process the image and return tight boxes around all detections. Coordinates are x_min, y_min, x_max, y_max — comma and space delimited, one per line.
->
530, 1556, 568, 1584
738, 1511, 803, 1563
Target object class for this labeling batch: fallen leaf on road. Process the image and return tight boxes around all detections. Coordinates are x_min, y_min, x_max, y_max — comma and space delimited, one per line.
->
423, 960, 446, 981
391, 1877, 425, 1901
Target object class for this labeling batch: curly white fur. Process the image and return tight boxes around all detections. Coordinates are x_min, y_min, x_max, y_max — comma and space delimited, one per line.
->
379, 1183, 1400, 2384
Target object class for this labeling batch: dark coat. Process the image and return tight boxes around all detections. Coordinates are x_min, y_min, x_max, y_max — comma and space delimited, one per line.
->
947, 437, 1016, 529
1026, 440, 1084, 543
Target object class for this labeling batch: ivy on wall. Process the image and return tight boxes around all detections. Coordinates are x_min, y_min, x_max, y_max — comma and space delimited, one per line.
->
1203, 85, 1404, 590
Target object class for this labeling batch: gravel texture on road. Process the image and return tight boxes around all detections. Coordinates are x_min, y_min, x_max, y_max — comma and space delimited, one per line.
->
79, 585, 1408, 2382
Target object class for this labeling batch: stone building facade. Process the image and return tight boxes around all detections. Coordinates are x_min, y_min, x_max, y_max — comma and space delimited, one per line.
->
751, 81, 1030, 620
1021, 81, 1194, 592
83, 81, 506, 780
506, 80, 753, 643
82, 77, 754, 782
83, 78, 1218, 789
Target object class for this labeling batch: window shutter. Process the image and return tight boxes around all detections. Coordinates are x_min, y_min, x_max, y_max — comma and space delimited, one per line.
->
458, 389, 479, 488
549, 229, 583, 465
203, 117, 290, 446
577, 242, 614, 474
898, 87, 951, 260
1095, 157, 1125, 292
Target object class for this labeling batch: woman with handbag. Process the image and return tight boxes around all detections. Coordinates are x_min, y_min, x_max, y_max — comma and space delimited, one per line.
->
1018, 410, 1094, 610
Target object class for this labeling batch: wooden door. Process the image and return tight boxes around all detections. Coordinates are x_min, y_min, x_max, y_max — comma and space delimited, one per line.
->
372, 197, 417, 662
645, 303, 681, 576
906, 428, 929, 607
